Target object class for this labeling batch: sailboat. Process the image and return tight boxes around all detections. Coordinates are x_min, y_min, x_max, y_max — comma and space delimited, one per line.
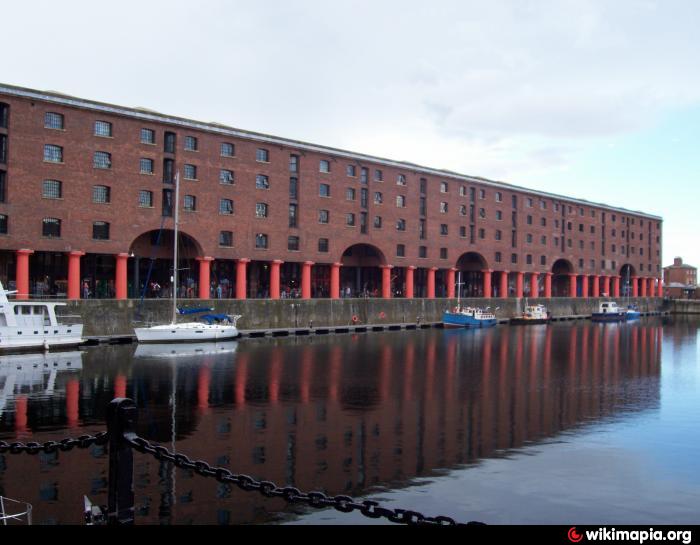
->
134, 172, 241, 343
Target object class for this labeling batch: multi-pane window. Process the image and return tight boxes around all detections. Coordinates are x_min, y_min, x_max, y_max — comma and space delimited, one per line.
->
479, 208, 486, 218
139, 190, 153, 207
184, 164, 197, 180
184, 136, 198, 151
42, 180, 62, 199
288, 236, 300, 251
164, 132, 176, 153
495, 192, 503, 202
440, 248, 448, 260
42, 217, 61, 238
221, 142, 235, 157
45, 112, 64, 130
255, 233, 268, 249
93, 221, 110, 240
219, 231, 233, 247
396, 219, 406, 231
396, 195, 406, 208
440, 224, 448, 235
256, 148, 269, 162
440, 181, 448, 193
374, 192, 383, 204
346, 188, 356, 201
220, 169, 234, 185
256, 203, 268, 218
397, 174, 406, 186
374, 169, 383, 182
495, 230, 502, 241
94, 151, 112, 169
319, 160, 330, 173
346, 213, 356, 226
347, 164, 356, 177
440, 202, 448, 213
288, 204, 298, 227
419, 246, 427, 258
495, 251, 502, 263
460, 226, 467, 237
361, 168, 369, 184
94, 121, 112, 137
0, 104, 8, 128
420, 178, 427, 194
397, 244, 405, 257
526, 233, 533, 243
289, 155, 299, 173
511, 253, 518, 264
220, 199, 234, 215
318, 238, 329, 253
140, 158, 154, 174
93, 185, 110, 203
479, 228, 485, 239
460, 205, 467, 216
141, 128, 155, 144
496, 210, 503, 221
374, 216, 382, 228
184, 195, 196, 211
319, 183, 330, 197
256, 174, 270, 189
44, 144, 63, 163
0, 214, 6, 234
526, 254, 533, 265
289, 177, 298, 199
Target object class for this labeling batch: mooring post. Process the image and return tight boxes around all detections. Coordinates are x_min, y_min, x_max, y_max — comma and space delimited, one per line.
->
106, 398, 138, 525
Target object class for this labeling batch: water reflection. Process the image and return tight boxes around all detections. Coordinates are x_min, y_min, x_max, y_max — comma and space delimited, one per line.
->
0, 319, 678, 524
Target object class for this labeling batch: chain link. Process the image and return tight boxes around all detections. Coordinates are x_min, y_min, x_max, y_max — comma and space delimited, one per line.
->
126, 435, 482, 526
0, 432, 109, 455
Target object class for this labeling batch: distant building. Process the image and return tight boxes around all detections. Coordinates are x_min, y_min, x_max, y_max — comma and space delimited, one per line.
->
663, 257, 698, 299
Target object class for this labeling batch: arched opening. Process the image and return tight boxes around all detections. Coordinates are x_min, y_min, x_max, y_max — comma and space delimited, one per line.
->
129, 229, 203, 299
456, 252, 488, 297
339, 244, 386, 298
551, 259, 573, 297
619, 264, 637, 297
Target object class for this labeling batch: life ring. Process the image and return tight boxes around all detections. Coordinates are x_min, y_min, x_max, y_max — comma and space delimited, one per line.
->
352, 315, 359, 323
453, 306, 459, 313
379, 311, 386, 319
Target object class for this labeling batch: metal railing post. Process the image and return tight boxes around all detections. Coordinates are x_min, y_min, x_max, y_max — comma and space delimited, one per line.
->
106, 398, 138, 525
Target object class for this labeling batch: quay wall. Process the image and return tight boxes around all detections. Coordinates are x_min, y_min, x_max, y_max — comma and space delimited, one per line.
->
671, 299, 700, 314
55, 297, 667, 337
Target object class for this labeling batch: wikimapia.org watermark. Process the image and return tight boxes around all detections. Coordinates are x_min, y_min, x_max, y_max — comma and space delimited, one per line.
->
568, 527, 693, 544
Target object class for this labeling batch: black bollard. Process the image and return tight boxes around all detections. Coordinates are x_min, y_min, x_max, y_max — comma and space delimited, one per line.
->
106, 398, 138, 525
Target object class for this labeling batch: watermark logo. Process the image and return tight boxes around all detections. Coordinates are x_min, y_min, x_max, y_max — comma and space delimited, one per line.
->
568, 527, 584, 543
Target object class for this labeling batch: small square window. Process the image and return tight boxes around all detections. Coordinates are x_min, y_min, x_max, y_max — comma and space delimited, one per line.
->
45, 112, 64, 130
318, 210, 329, 224
255, 203, 268, 218
220, 199, 234, 215
219, 231, 233, 247
220, 169, 234, 185
42, 180, 62, 199
347, 164, 356, 177
140, 158, 154, 174
288, 236, 300, 251
318, 238, 329, 252
184, 164, 197, 180
184, 136, 198, 151
319, 160, 331, 173
44, 145, 63, 163
93, 221, 110, 240
319, 183, 330, 197
141, 128, 155, 144
139, 190, 153, 208
221, 142, 235, 157
256, 148, 269, 162
255, 233, 268, 249
94, 121, 112, 137
184, 195, 197, 211
42, 217, 61, 238
93, 185, 111, 203
93, 151, 112, 169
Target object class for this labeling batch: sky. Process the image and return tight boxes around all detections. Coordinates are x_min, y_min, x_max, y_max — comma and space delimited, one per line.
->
3, 0, 699, 270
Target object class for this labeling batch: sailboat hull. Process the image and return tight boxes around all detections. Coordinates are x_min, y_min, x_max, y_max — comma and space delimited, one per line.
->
134, 322, 239, 343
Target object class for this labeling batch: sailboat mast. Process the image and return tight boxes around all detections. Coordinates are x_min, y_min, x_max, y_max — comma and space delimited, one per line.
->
172, 171, 180, 325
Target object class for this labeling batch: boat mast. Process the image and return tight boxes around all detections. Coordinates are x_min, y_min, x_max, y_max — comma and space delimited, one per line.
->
172, 171, 180, 325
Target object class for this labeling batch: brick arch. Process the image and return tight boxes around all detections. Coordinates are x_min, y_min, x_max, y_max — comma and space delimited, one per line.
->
456, 251, 489, 271
129, 229, 204, 260
339, 243, 387, 267
551, 258, 575, 297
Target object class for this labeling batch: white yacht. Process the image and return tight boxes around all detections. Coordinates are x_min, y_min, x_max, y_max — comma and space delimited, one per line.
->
0, 282, 84, 352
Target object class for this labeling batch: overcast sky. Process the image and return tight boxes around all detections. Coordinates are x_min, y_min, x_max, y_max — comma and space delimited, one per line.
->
4, 0, 699, 271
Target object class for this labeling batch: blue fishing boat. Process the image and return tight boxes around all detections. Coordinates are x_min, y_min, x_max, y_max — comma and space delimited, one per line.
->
625, 304, 641, 321
443, 305, 498, 328
591, 301, 627, 322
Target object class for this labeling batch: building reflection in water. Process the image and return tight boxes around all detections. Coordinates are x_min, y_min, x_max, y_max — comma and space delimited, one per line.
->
0, 320, 670, 524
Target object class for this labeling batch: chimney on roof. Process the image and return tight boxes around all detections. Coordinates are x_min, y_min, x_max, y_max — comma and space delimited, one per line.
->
674, 257, 683, 266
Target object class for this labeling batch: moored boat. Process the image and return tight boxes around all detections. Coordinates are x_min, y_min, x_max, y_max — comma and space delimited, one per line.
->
510, 303, 550, 325
591, 301, 627, 322
625, 304, 641, 321
443, 305, 497, 328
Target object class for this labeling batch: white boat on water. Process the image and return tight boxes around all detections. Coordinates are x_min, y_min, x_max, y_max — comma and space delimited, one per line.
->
0, 282, 84, 352
133, 172, 241, 343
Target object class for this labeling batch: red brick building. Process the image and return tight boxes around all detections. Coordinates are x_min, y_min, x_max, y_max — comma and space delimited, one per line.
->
0, 83, 664, 301
663, 258, 697, 299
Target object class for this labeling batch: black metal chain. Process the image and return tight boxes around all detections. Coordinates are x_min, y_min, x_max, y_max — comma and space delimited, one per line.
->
0, 432, 109, 455
125, 434, 482, 526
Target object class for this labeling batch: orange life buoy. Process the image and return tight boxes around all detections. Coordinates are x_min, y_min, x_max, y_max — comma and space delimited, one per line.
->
379, 311, 386, 319
352, 315, 359, 323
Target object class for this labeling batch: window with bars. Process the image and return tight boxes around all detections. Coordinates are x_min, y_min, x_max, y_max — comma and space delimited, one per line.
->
140, 158, 154, 174
256, 148, 269, 162
42, 180, 62, 199
319, 160, 330, 173
141, 128, 155, 144
93, 221, 110, 240
184, 195, 196, 211
45, 112, 64, 130
256, 175, 270, 189
318, 238, 329, 252
221, 142, 235, 157
42, 217, 61, 238
44, 144, 63, 163
93, 185, 110, 203
93, 151, 112, 169
255, 203, 268, 218
346, 188, 356, 201
219, 231, 233, 247
220, 199, 234, 215
184, 136, 198, 151
94, 121, 112, 137
318, 210, 329, 224
288, 204, 298, 228
220, 169, 234, 185
139, 190, 153, 208
184, 164, 197, 180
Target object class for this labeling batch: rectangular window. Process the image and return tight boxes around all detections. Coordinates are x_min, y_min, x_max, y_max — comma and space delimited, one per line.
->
184, 136, 198, 151
219, 231, 233, 247
479, 228, 485, 239
319, 183, 330, 197
318, 238, 329, 253
495, 230, 502, 241
495, 251, 502, 263
0, 104, 9, 128
141, 128, 155, 144
220, 169, 234, 185
374, 169, 383, 182
419, 219, 426, 240
256, 148, 269, 162
511, 253, 518, 264
347, 164, 356, 177
288, 236, 300, 251
440, 181, 448, 193
164, 132, 176, 153
289, 154, 299, 173
460, 226, 467, 238
220, 199, 234, 215
0, 214, 7, 234
42, 180, 62, 199
419, 246, 427, 258
374, 192, 383, 204
420, 178, 427, 194
361, 167, 368, 184
93, 151, 112, 169
42, 217, 61, 238
360, 213, 367, 234
526, 254, 533, 265
92, 185, 110, 204
361, 188, 368, 208
92, 221, 110, 240
541, 256, 547, 266
396, 244, 405, 257
140, 158, 154, 174
397, 174, 406, 186
255, 233, 268, 249
396, 219, 406, 231
396, 195, 406, 208
346, 213, 356, 226
94, 121, 112, 137
440, 248, 448, 260
347, 188, 356, 201
289, 177, 298, 199
44, 144, 63, 163
256, 174, 270, 189
162, 159, 174, 184
318, 209, 329, 224
374, 216, 382, 229
0, 170, 5, 202
0, 135, 5, 164
440, 202, 448, 213
221, 142, 235, 157
162, 189, 173, 217
184, 195, 196, 211
289, 204, 298, 228
255, 203, 268, 218
440, 224, 448, 235
45, 112, 64, 130
319, 160, 330, 173
184, 164, 197, 180
139, 190, 153, 208
420, 197, 426, 217
496, 192, 503, 202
